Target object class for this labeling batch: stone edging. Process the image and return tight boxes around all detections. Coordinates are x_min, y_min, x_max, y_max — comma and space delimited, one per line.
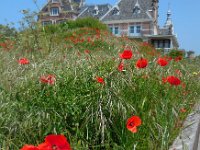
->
169, 104, 200, 150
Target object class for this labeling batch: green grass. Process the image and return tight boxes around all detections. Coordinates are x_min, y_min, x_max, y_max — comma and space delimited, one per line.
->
0, 24, 200, 150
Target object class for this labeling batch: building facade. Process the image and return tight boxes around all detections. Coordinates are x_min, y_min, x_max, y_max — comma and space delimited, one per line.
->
38, 0, 85, 25
100, 0, 178, 51
38, 0, 179, 50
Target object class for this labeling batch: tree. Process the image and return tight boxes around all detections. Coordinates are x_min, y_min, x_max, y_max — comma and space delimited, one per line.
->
187, 50, 195, 58
0, 24, 17, 37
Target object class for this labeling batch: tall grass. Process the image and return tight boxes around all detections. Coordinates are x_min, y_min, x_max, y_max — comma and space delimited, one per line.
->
0, 20, 200, 150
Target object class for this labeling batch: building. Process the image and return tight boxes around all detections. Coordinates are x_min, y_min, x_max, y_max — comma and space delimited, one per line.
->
99, 0, 178, 52
38, 0, 179, 51
38, 0, 85, 25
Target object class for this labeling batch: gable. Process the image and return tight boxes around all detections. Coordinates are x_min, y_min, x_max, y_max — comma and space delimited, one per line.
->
40, 0, 84, 13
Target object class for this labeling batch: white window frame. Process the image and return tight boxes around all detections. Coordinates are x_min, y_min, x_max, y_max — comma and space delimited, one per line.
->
109, 25, 120, 36
93, 9, 99, 15
133, 6, 141, 14
128, 25, 142, 36
114, 26, 120, 35
50, 7, 59, 16
51, 0, 59, 3
51, 20, 57, 24
129, 26, 135, 35
42, 21, 51, 26
112, 7, 120, 15
136, 26, 141, 34
109, 27, 113, 33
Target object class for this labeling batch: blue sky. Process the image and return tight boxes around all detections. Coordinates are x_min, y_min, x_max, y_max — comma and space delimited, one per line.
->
0, 0, 200, 55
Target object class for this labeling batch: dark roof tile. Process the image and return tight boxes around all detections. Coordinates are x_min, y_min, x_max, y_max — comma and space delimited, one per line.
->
78, 4, 111, 19
101, 0, 153, 21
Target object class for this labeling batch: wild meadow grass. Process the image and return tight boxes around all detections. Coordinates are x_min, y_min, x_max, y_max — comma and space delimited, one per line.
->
0, 21, 200, 149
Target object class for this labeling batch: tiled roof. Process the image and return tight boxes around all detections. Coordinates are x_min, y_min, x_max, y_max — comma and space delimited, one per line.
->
159, 25, 173, 35
101, 0, 153, 21
61, 0, 73, 11
78, 4, 111, 19
40, 0, 84, 13
41, 3, 49, 12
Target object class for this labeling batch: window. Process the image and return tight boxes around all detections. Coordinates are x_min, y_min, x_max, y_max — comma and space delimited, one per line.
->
128, 25, 141, 36
112, 7, 120, 15
154, 40, 158, 48
52, 20, 57, 24
50, 7, 59, 16
136, 26, 141, 33
133, 6, 141, 14
52, 0, 59, 3
109, 27, 113, 33
93, 9, 98, 15
42, 21, 51, 26
129, 26, 134, 34
114, 27, 119, 35
93, 6, 99, 15
164, 40, 170, 48
158, 40, 163, 48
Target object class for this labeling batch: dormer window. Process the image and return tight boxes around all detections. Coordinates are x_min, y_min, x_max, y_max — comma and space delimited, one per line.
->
93, 6, 99, 15
133, 6, 141, 14
50, 7, 59, 16
93, 9, 98, 15
112, 7, 120, 15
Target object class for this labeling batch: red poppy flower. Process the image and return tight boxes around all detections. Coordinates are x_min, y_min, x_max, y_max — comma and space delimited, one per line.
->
181, 83, 186, 89
142, 42, 149, 47
18, 58, 29, 65
175, 69, 182, 76
182, 91, 189, 96
126, 116, 142, 133
162, 77, 168, 84
180, 108, 187, 113
163, 76, 181, 86
40, 75, 56, 85
164, 56, 172, 61
96, 77, 105, 84
136, 58, 148, 68
87, 37, 91, 42
174, 56, 182, 62
157, 58, 168, 67
84, 49, 90, 54
119, 49, 133, 59
20, 145, 39, 150
37, 134, 71, 150
118, 62, 124, 72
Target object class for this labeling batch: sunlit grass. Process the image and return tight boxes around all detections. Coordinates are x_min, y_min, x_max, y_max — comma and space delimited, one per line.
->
0, 23, 200, 150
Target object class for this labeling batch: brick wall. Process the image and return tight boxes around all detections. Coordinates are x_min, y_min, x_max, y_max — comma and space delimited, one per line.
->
108, 21, 152, 36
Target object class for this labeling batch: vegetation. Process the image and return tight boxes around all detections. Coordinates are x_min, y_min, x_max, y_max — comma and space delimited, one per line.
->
0, 24, 17, 37
65, 17, 108, 30
0, 18, 200, 150
168, 49, 185, 59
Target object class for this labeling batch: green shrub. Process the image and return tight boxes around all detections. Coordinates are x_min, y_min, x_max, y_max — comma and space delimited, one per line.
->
168, 49, 185, 58
64, 17, 108, 30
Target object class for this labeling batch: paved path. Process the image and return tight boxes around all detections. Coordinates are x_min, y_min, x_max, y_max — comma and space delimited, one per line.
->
195, 121, 200, 150
198, 131, 200, 150
169, 104, 200, 150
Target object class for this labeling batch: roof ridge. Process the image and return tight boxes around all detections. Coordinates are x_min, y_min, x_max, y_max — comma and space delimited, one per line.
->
78, 6, 88, 17
100, 0, 122, 21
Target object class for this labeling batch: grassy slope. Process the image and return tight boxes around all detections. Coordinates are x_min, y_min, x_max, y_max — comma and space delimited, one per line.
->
0, 25, 200, 150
